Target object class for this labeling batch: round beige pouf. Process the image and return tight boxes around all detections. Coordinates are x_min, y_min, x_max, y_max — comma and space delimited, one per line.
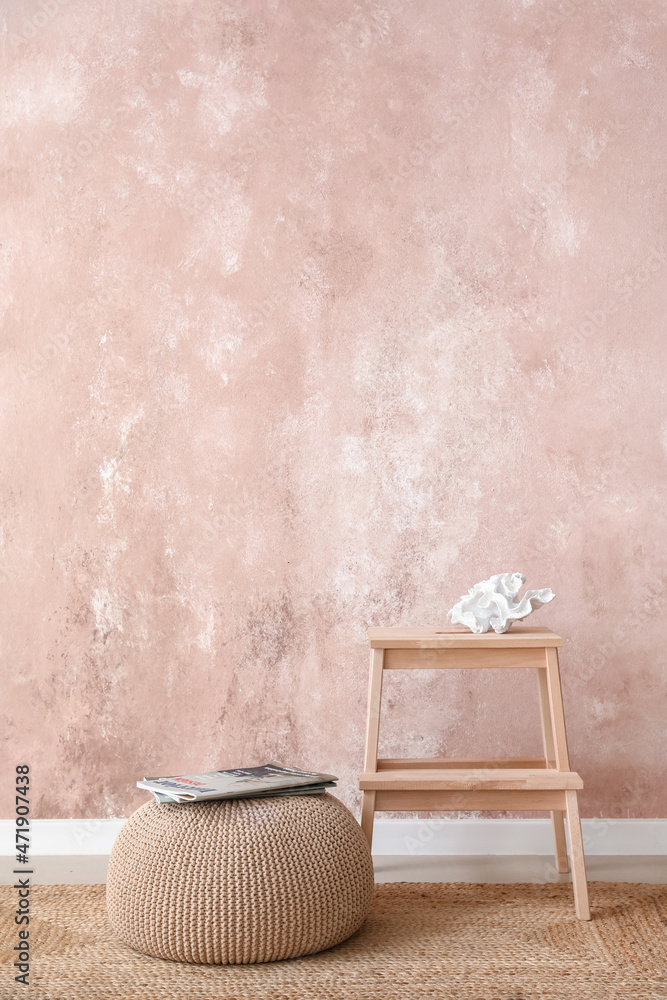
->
106, 792, 374, 964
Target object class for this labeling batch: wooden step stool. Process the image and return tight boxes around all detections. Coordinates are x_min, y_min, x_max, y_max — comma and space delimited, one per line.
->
359, 626, 590, 920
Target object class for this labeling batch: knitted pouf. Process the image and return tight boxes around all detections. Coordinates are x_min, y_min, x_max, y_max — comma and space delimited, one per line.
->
106, 792, 374, 964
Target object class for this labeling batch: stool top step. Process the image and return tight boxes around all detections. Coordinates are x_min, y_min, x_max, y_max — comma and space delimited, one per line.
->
368, 626, 563, 648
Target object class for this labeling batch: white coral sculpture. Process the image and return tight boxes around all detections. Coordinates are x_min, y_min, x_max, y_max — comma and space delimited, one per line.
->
448, 572, 555, 634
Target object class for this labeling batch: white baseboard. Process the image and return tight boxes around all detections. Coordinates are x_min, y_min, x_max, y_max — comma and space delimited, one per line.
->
1, 819, 126, 856
1, 818, 665, 857
372, 818, 667, 856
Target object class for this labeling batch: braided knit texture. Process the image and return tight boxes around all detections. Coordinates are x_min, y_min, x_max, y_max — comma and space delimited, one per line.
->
106, 792, 374, 964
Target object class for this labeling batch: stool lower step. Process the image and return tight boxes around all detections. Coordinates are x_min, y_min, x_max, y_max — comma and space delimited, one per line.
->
359, 768, 583, 791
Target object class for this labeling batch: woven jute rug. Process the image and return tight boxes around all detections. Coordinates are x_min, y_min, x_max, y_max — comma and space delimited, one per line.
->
1, 883, 665, 999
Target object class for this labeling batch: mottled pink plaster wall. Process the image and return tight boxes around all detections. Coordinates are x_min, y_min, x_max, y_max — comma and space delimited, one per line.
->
1, 0, 666, 821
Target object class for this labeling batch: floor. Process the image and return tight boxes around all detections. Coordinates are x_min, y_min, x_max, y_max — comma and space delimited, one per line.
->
2, 855, 664, 885
11, 882, 666, 999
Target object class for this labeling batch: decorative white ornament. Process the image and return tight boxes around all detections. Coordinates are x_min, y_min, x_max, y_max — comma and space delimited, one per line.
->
448, 572, 555, 634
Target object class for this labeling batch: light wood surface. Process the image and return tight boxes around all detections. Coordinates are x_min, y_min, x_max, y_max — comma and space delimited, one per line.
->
363, 648, 385, 771
537, 667, 557, 768
536, 665, 569, 872
361, 647, 385, 845
358, 625, 590, 919
368, 626, 563, 649
551, 811, 569, 873
544, 647, 571, 770
383, 647, 544, 669
376, 756, 547, 771
360, 769, 583, 791
360, 791, 376, 845
565, 789, 591, 920
373, 789, 569, 811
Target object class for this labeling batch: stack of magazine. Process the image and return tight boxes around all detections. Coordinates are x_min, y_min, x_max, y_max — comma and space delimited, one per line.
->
137, 762, 338, 804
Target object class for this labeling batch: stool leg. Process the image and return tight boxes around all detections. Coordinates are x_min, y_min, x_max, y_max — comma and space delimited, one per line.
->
544, 648, 571, 771
565, 790, 590, 920
361, 648, 384, 852
360, 791, 376, 848
551, 811, 569, 873
537, 667, 569, 872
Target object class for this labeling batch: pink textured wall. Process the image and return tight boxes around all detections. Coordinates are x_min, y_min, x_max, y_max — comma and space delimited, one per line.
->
2, 0, 666, 821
